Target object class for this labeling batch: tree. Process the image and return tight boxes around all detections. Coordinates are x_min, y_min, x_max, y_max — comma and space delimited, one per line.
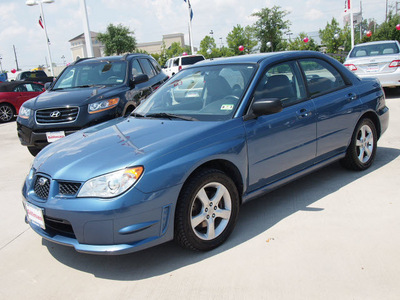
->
198, 35, 219, 59
166, 42, 187, 58
319, 18, 348, 53
251, 6, 291, 52
287, 33, 319, 51
226, 25, 257, 55
373, 11, 400, 41
97, 24, 136, 56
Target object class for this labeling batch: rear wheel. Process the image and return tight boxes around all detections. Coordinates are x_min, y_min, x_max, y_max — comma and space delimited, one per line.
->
175, 169, 240, 251
341, 118, 377, 171
0, 104, 15, 123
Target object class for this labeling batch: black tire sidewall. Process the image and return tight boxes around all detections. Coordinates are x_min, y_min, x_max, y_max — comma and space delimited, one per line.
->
175, 169, 240, 251
0, 104, 15, 123
346, 118, 377, 170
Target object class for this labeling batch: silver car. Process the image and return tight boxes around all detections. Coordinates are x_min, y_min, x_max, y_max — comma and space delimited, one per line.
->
344, 40, 400, 87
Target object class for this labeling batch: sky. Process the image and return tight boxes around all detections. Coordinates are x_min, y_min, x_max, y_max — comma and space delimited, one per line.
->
0, 0, 390, 73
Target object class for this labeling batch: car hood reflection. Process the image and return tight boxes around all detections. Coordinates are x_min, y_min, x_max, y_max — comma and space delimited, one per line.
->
33, 117, 223, 182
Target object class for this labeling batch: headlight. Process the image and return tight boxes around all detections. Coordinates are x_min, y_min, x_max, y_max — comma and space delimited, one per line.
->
77, 166, 143, 198
88, 98, 119, 114
19, 106, 32, 119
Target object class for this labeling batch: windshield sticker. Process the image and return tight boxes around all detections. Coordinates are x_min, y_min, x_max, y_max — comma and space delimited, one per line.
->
221, 104, 234, 111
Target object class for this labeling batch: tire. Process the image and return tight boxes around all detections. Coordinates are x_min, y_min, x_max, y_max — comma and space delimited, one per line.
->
341, 118, 377, 171
174, 168, 240, 251
28, 146, 41, 157
0, 103, 15, 123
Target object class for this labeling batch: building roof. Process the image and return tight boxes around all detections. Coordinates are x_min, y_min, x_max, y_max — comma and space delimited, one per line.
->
68, 31, 99, 42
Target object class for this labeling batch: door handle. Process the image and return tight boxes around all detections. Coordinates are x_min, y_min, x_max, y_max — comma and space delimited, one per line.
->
297, 108, 311, 118
347, 93, 357, 101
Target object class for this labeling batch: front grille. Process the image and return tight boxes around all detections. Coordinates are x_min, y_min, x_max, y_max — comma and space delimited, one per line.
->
59, 182, 81, 196
34, 176, 50, 200
36, 107, 79, 124
44, 216, 75, 238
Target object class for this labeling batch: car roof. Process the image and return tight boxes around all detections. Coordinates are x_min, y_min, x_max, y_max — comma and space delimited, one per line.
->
192, 51, 331, 67
0, 81, 42, 92
73, 53, 151, 65
353, 40, 400, 47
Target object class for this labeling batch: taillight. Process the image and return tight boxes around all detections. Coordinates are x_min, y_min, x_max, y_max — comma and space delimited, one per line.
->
389, 60, 400, 68
344, 64, 357, 71
179, 66, 182, 71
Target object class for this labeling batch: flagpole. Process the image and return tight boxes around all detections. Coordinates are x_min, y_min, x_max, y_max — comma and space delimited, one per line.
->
187, 1, 194, 54
350, 0, 354, 48
39, 1, 54, 76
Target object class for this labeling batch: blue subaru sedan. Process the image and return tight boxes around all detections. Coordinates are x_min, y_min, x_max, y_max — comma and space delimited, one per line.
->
22, 51, 389, 254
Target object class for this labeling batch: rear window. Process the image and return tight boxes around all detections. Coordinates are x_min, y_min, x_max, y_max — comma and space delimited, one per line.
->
182, 56, 205, 66
349, 42, 399, 58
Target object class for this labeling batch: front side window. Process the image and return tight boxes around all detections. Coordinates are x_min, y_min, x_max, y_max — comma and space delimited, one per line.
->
253, 61, 306, 107
135, 64, 256, 121
52, 60, 127, 90
299, 59, 346, 97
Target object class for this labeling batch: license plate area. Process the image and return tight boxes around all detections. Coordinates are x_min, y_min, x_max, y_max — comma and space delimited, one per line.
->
46, 131, 65, 143
367, 64, 379, 72
26, 202, 46, 229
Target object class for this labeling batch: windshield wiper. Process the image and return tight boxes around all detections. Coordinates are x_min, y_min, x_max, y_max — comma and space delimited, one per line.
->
131, 112, 145, 118
145, 113, 197, 121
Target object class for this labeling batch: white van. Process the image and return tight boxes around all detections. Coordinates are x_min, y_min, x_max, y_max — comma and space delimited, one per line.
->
164, 55, 205, 77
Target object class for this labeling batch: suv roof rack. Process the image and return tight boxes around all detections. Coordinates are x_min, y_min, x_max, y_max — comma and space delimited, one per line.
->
71, 57, 93, 65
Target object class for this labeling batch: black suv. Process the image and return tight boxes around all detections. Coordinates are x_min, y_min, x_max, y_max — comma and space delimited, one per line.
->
17, 54, 168, 156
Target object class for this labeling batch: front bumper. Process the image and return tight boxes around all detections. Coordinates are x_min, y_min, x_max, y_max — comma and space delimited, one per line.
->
22, 175, 179, 255
17, 123, 77, 148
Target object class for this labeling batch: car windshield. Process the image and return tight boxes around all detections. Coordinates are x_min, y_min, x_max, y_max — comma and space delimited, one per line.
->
53, 60, 127, 89
135, 64, 256, 121
349, 42, 399, 58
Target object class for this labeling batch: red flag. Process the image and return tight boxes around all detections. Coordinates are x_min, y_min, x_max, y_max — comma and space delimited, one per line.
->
38, 16, 44, 29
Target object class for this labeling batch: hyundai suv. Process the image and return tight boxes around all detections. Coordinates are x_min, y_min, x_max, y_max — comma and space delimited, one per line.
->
17, 53, 168, 156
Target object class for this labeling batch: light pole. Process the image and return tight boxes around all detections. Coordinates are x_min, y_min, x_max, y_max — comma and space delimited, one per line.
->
26, 0, 55, 76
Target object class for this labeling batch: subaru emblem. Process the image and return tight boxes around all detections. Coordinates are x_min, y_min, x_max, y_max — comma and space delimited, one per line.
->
38, 177, 48, 186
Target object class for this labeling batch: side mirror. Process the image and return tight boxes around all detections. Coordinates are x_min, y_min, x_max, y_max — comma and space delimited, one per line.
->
130, 74, 149, 88
44, 82, 52, 90
244, 98, 283, 121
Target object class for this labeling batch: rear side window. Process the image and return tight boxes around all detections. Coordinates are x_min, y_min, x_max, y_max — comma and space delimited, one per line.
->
132, 59, 144, 77
149, 57, 161, 74
181, 56, 205, 65
350, 42, 399, 58
299, 59, 346, 97
139, 58, 157, 78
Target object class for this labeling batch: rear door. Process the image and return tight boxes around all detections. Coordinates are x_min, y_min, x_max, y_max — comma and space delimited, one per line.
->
245, 60, 317, 192
298, 58, 361, 162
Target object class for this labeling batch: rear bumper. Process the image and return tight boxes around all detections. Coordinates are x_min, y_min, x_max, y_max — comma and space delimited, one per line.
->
357, 71, 400, 88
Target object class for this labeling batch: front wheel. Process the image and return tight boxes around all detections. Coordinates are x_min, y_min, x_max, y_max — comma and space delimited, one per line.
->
341, 118, 377, 171
0, 104, 15, 123
174, 169, 240, 251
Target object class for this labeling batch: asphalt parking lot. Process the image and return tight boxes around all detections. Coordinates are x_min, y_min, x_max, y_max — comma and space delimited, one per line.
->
0, 91, 399, 300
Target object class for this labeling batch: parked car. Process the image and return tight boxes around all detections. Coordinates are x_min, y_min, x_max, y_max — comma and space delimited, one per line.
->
22, 51, 389, 255
0, 81, 44, 123
17, 53, 168, 156
344, 40, 400, 88
15, 70, 54, 84
164, 54, 205, 77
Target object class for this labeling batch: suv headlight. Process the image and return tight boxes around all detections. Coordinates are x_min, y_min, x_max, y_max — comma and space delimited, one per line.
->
88, 98, 119, 114
19, 106, 32, 119
77, 167, 143, 198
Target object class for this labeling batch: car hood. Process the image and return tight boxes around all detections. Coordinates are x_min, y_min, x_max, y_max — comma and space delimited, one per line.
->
33, 117, 239, 182
26, 85, 127, 109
